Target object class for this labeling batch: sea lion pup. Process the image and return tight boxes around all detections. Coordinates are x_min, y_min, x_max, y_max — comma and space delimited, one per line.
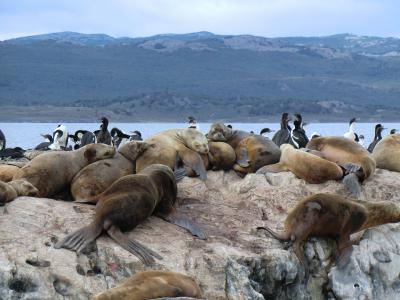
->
372, 134, 400, 172
206, 141, 236, 171
257, 193, 400, 279
0, 180, 39, 205
0, 164, 21, 182
71, 141, 150, 203
306, 136, 376, 183
207, 123, 280, 175
256, 144, 362, 196
91, 270, 202, 300
13, 144, 115, 198
136, 129, 209, 180
55, 164, 205, 265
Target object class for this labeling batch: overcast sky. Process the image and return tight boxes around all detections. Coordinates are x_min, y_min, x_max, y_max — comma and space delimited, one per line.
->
0, 0, 399, 41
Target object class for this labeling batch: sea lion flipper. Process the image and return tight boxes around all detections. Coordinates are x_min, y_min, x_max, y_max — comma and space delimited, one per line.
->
236, 147, 250, 167
55, 223, 101, 252
106, 225, 161, 265
256, 226, 291, 241
255, 163, 288, 174
158, 212, 206, 240
177, 149, 207, 181
74, 198, 98, 204
173, 169, 187, 182
343, 173, 362, 198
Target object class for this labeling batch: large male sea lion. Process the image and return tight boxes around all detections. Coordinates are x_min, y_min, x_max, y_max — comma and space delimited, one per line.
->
71, 141, 150, 202
257, 193, 400, 279
0, 164, 20, 182
0, 180, 39, 205
306, 136, 376, 182
207, 123, 280, 175
13, 144, 115, 198
256, 144, 362, 196
91, 270, 203, 300
136, 129, 209, 180
372, 134, 400, 172
55, 164, 205, 265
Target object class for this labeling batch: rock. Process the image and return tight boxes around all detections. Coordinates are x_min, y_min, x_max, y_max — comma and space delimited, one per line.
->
0, 169, 400, 299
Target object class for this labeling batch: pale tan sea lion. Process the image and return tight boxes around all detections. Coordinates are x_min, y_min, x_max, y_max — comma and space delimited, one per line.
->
0, 180, 39, 205
91, 270, 203, 300
207, 141, 236, 171
0, 164, 20, 182
71, 141, 150, 202
13, 144, 115, 198
372, 134, 400, 172
55, 164, 205, 264
136, 129, 209, 180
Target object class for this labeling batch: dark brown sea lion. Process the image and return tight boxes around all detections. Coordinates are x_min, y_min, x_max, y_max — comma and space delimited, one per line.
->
372, 134, 400, 172
207, 123, 280, 175
257, 193, 400, 279
91, 270, 203, 300
55, 164, 205, 265
0, 164, 20, 182
71, 141, 150, 202
0, 180, 39, 205
13, 144, 115, 198
136, 129, 209, 180
306, 136, 376, 182
256, 144, 362, 196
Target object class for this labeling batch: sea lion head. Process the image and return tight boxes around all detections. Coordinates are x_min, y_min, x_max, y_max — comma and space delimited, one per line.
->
83, 144, 116, 163
0, 181, 17, 205
118, 141, 150, 162
8, 179, 39, 197
207, 123, 232, 142
182, 129, 209, 154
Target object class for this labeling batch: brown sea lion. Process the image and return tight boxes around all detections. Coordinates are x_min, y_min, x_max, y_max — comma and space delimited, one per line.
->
13, 144, 116, 198
71, 141, 150, 202
136, 129, 209, 180
372, 134, 400, 172
0, 164, 20, 182
207, 141, 236, 171
207, 123, 280, 176
256, 144, 362, 196
257, 193, 400, 279
306, 136, 376, 182
0, 180, 39, 205
91, 270, 203, 300
55, 164, 205, 265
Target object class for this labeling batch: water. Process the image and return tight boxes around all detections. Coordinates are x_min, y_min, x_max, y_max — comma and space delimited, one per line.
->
0, 122, 398, 149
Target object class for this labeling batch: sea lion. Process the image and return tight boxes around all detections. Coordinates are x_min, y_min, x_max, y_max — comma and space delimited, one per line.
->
55, 164, 205, 265
372, 134, 400, 172
71, 141, 150, 202
257, 193, 400, 279
13, 144, 115, 198
136, 129, 209, 180
207, 123, 280, 175
306, 136, 376, 182
0, 164, 20, 182
256, 144, 362, 196
0, 180, 39, 205
91, 270, 202, 300
207, 142, 236, 171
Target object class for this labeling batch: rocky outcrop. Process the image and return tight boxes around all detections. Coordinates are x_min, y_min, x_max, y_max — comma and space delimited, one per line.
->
1, 169, 400, 299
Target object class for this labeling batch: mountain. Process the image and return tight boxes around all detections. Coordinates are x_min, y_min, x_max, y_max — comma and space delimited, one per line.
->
1, 32, 400, 121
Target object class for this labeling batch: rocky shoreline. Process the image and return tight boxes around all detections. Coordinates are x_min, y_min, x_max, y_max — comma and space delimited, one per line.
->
1, 168, 400, 299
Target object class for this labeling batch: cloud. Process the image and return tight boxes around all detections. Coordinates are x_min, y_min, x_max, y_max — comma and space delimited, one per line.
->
0, 0, 399, 40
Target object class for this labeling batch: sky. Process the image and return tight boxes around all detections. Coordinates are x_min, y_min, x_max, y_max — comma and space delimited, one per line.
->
0, 0, 399, 41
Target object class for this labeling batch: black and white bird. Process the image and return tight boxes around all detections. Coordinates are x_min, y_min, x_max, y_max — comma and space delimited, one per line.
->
130, 130, 143, 141
49, 124, 69, 150
272, 112, 292, 146
95, 117, 112, 145
259, 128, 274, 137
35, 134, 53, 150
289, 113, 309, 149
357, 134, 365, 147
188, 116, 200, 130
344, 118, 359, 141
0, 129, 6, 151
367, 124, 386, 153
0, 147, 25, 159
390, 129, 397, 134
111, 127, 131, 148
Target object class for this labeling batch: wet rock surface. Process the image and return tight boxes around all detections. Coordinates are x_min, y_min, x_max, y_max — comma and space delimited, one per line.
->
0, 169, 400, 299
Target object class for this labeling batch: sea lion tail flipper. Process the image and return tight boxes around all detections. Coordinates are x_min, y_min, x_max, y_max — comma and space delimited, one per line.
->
256, 163, 287, 174
236, 147, 250, 168
178, 149, 207, 181
158, 211, 206, 240
256, 226, 291, 241
173, 169, 187, 182
55, 223, 102, 252
106, 225, 162, 265
343, 173, 362, 198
